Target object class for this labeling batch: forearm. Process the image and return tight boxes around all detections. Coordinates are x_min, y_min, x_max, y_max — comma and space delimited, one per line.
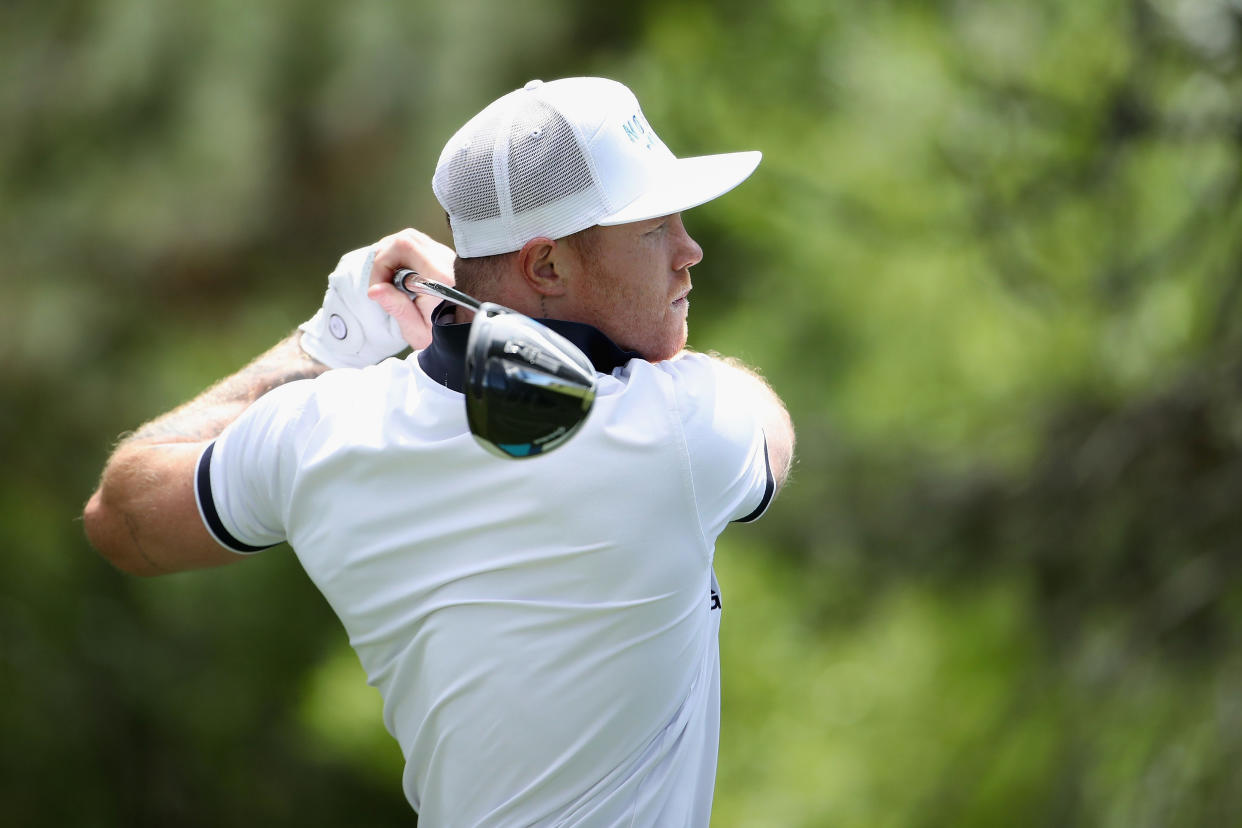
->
84, 332, 326, 575
85, 230, 447, 575
124, 331, 326, 447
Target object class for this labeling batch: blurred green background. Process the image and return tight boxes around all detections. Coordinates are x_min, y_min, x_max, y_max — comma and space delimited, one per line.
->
6, 0, 1242, 824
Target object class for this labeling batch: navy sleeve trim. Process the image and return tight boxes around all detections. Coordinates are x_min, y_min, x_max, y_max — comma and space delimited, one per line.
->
196, 441, 279, 554
734, 436, 776, 524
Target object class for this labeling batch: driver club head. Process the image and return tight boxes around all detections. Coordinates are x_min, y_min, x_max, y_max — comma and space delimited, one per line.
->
391, 271, 599, 459
465, 303, 597, 459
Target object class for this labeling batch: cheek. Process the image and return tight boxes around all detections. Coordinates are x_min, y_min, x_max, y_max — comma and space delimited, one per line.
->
589, 266, 653, 322
629, 275, 672, 333
577, 252, 682, 356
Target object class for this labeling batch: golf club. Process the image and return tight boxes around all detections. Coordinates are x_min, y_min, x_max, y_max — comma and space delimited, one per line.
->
392, 269, 597, 459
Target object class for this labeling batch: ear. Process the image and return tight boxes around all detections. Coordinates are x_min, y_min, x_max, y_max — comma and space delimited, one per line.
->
517, 237, 569, 297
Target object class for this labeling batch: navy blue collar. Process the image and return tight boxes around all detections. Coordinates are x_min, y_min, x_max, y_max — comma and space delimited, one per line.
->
417, 301, 641, 393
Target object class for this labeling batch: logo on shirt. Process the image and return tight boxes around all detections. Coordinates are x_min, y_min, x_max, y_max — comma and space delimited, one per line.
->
709, 587, 721, 611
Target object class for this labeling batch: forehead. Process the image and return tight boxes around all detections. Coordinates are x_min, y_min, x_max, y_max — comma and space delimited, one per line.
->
565, 214, 675, 264
600, 215, 669, 238
588, 222, 652, 256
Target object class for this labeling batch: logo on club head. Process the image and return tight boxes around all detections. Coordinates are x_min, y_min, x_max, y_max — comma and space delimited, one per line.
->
503, 341, 541, 365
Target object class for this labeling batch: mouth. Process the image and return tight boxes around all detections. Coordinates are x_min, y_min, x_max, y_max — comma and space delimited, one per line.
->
672, 287, 692, 308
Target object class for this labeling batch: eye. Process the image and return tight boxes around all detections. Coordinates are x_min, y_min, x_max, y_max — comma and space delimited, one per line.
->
644, 221, 667, 236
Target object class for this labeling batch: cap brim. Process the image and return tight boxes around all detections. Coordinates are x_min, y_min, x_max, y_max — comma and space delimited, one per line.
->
597, 150, 761, 226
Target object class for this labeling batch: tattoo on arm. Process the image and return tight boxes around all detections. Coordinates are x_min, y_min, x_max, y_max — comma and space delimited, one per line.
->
127, 333, 328, 445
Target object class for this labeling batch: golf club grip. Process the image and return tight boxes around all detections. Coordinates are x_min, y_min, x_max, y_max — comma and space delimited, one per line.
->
392, 269, 482, 312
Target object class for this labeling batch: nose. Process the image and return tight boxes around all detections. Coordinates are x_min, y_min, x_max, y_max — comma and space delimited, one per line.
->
671, 214, 703, 272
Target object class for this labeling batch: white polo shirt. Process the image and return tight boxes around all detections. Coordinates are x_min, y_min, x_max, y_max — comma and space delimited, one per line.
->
195, 312, 774, 827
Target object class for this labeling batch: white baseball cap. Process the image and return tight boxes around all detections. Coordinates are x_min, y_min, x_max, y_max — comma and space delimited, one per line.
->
433, 77, 762, 258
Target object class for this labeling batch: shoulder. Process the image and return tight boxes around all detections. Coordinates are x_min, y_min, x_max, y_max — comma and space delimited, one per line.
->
310, 356, 414, 397
614, 352, 738, 401
642, 352, 764, 432
645, 351, 756, 397
223, 356, 420, 449
640, 352, 777, 527
625, 352, 767, 469
290, 356, 417, 414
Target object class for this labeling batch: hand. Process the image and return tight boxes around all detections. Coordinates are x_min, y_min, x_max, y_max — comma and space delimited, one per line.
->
365, 228, 457, 351
298, 230, 456, 368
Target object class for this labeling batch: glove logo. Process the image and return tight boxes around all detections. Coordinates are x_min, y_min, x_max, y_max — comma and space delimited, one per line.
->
328, 313, 348, 340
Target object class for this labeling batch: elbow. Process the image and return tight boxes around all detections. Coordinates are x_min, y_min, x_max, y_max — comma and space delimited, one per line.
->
82, 486, 160, 577
82, 488, 113, 558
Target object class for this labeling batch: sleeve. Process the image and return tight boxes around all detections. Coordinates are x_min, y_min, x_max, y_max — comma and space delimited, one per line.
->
661, 353, 776, 534
194, 381, 316, 554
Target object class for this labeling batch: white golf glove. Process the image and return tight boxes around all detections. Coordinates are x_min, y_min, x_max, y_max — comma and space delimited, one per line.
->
298, 246, 408, 369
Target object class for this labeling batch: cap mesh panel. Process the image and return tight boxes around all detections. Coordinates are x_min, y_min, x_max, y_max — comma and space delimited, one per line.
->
507, 102, 594, 213
436, 87, 615, 255
436, 114, 501, 222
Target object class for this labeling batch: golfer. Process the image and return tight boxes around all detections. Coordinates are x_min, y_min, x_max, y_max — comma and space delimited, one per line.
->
85, 77, 794, 826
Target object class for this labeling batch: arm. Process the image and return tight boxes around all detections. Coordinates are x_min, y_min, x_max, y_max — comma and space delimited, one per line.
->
682, 348, 796, 492
83, 334, 327, 576
83, 228, 456, 577
664, 349, 794, 530
707, 353, 795, 492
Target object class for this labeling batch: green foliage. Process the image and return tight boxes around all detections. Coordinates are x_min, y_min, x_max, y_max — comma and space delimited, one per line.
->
6, 0, 1242, 823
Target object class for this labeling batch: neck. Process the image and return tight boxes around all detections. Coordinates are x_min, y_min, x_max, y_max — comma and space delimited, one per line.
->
418, 302, 642, 393
452, 292, 548, 325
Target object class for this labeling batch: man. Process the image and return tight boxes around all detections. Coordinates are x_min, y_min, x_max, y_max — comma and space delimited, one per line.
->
85, 77, 794, 826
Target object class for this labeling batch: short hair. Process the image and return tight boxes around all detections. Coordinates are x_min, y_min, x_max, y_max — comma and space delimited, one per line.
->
449, 220, 604, 300
562, 223, 602, 270
452, 250, 512, 298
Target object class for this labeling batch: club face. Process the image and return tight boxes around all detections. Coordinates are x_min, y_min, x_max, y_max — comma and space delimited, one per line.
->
465, 304, 597, 459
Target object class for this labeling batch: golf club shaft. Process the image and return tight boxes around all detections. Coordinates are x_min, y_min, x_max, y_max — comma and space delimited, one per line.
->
393, 269, 482, 312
